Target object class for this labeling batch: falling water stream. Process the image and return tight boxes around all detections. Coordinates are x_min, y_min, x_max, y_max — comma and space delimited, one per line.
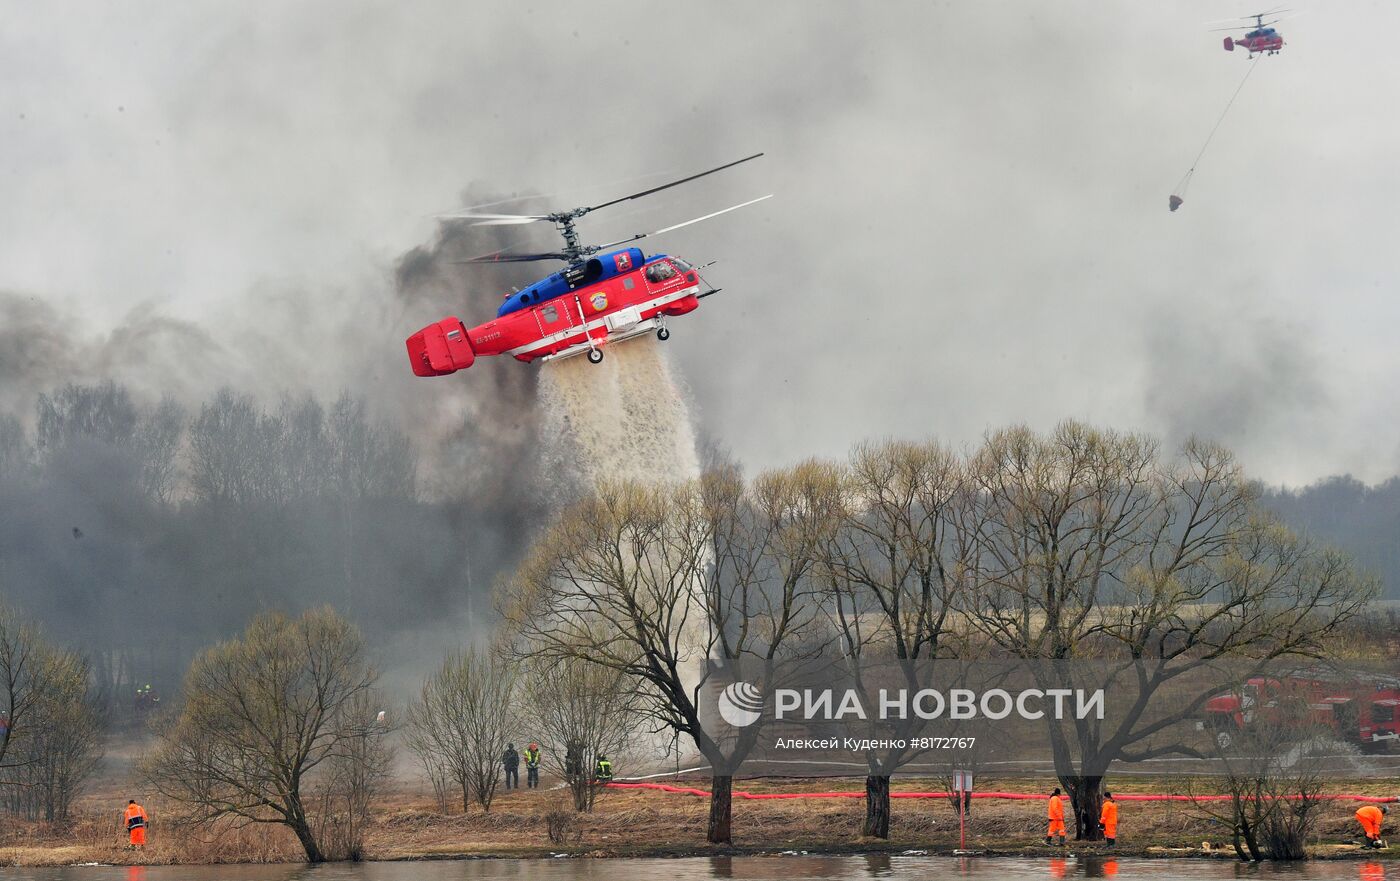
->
537, 336, 702, 489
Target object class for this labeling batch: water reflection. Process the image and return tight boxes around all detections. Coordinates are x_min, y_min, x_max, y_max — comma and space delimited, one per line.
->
0, 856, 1391, 881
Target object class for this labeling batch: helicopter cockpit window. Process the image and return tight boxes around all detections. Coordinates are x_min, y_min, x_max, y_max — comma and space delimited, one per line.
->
645, 261, 678, 283
671, 257, 694, 272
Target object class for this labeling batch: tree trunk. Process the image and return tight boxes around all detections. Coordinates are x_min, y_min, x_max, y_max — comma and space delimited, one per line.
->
461, 780, 470, 814
1240, 817, 1262, 861
1063, 775, 1103, 841
286, 802, 325, 863
707, 775, 733, 844
864, 775, 891, 838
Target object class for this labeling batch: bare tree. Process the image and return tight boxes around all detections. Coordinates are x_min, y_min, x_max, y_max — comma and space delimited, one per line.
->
0, 414, 31, 481
405, 647, 516, 813
502, 463, 840, 843
1, 651, 102, 821
960, 422, 1376, 839
523, 656, 639, 811
141, 607, 380, 863
0, 605, 64, 770
0, 606, 102, 820
134, 396, 185, 505
1186, 685, 1328, 862
326, 392, 416, 500
187, 387, 281, 506
311, 691, 393, 861
819, 439, 970, 838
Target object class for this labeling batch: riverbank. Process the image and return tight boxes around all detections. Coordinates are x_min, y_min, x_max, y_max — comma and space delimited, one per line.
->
2, 776, 1396, 866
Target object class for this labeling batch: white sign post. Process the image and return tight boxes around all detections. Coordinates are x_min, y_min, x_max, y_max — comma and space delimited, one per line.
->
953, 771, 974, 851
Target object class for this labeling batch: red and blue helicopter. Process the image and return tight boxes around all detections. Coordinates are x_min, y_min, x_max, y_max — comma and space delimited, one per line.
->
407, 154, 769, 376
1215, 9, 1287, 56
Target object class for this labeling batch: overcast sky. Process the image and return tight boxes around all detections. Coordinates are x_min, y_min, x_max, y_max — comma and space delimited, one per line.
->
3, 1, 1397, 487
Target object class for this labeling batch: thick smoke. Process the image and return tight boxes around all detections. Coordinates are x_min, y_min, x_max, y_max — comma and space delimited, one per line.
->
0, 292, 232, 417
0, 198, 579, 696
1141, 310, 1330, 454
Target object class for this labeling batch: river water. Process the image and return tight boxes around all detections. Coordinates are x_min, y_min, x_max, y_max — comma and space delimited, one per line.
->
0, 858, 1390, 881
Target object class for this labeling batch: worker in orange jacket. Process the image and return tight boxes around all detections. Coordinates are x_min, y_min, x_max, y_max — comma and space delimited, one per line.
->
124, 799, 148, 848
1098, 791, 1118, 846
1045, 787, 1066, 846
1356, 804, 1388, 848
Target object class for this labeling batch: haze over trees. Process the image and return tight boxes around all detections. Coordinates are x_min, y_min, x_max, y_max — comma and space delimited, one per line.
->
1260, 476, 1400, 598
498, 421, 1377, 847
0, 382, 520, 717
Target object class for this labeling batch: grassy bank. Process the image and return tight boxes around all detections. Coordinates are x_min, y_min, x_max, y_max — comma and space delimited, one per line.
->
2, 776, 1396, 866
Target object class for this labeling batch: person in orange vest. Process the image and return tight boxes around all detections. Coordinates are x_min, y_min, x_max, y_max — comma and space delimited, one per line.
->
1098, 791, 1118, 846
1355, 804, 1388, 848
1046, 786, 1067, 846
123, 799, 148, 848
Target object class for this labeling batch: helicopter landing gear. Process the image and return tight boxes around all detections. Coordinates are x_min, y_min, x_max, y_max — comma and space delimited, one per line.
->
657, 326, 670, 341
587, 348, 604, 364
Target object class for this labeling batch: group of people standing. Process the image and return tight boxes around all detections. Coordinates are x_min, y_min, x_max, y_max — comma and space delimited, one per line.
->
1044, 789, 1388, 849
1043, 788, 1114, 847
500, 742, 614, 790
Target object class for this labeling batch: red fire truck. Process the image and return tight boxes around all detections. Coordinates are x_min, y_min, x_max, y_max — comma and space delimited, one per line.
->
1201, 670, 1400, 751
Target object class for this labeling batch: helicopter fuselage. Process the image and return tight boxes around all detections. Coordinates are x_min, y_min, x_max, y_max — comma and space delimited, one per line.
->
407, 249, 705, 375
1224, 27, 1283, 55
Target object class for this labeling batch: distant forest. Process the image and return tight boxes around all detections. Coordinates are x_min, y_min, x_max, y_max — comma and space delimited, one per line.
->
1261, 477, 1400, 603
0, 382, 538, 717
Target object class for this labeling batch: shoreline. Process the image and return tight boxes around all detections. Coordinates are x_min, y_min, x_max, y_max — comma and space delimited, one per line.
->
7, 775, 1395, 868
5, 843, 1396, 867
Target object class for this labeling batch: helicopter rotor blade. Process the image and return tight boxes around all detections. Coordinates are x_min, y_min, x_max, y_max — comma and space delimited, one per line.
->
1205, 8, 1288, 25
434, 212, 551, 225
452, 252, 569, 264
584, 153, 764, 214
593, 194, 773, 251
451, 170, 681, 215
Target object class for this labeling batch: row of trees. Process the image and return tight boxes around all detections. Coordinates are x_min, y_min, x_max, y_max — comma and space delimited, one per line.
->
405, 651, 638, 815
139, 608, 640, 862
498, 421, 1376, 844
1263, 475, 1400, 603
0, 382, 505, 720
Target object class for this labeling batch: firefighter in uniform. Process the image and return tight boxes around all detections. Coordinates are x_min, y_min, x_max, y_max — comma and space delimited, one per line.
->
594, 755, 613, 785
524, 743, 542, 789
1356, 804, 1388, 848
1046, 787, 1066, 846
124, 799, 148, 848
1099, 791, 1118, 846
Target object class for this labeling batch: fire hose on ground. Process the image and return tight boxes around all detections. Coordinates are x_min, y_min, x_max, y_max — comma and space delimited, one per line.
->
606, 781, 1398, 803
